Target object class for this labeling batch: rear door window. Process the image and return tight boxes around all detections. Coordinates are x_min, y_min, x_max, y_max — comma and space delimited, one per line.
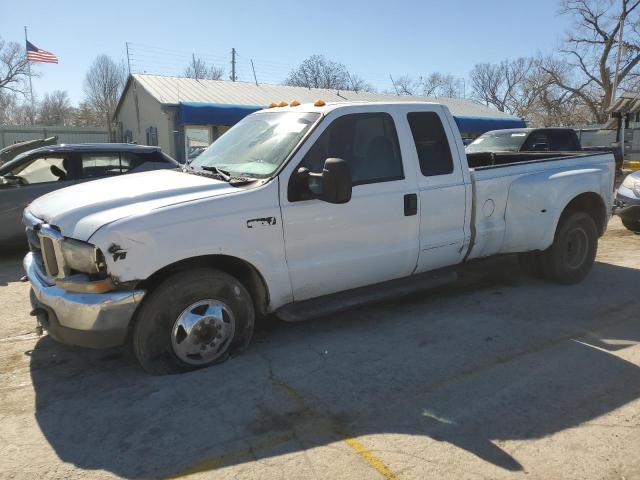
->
82, 153, 121, 178
407, 112, 454, 176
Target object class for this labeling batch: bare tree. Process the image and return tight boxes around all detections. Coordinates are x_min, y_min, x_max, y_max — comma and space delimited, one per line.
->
73, 100, 102, 127
83, 54, 126, 136
0, 91, 34, 125
38, 90, 73, 126
184, 55, 224, 80
470, 57, 548, 119
420, 72, 460, 97
390, 73, 461, 97
541, 0, 640, 122
347, 73, 375, 93
0, 37, 30, 95
284, 55, 352, 90
393, 74, 420, 95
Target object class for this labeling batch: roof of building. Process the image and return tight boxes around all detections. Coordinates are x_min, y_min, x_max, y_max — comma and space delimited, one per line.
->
116, 74, 521, 120
608, 91, 640, 114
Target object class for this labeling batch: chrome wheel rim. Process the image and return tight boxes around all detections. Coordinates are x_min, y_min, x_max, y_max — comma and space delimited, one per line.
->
171, 299, 235, 365
563, 227, 589, 269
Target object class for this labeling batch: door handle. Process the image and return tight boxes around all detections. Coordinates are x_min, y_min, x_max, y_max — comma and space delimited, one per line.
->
404, 193, 417, 216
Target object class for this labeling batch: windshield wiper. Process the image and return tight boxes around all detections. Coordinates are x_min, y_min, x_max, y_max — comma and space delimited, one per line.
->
201, 165, 232, 182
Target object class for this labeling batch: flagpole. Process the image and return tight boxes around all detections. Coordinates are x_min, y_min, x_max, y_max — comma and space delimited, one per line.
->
24, 26, 35, 125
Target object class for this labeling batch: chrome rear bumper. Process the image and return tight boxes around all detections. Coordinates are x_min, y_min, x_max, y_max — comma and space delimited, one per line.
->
24, 252, 146, 348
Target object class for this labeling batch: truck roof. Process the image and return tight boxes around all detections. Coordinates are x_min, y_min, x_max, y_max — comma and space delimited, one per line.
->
257, 100, 450, 115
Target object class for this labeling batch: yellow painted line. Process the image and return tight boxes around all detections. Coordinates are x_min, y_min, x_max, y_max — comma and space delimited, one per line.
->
167, 432, 295, 479
342, 436, 398, 480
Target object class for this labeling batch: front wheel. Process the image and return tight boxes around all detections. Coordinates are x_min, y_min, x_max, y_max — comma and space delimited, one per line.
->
132, 268, 255, 374
540, 212, 598, 285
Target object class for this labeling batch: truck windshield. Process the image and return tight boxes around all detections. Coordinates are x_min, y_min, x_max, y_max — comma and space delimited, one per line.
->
466, 131, 528, 153
190, 111, 320, 178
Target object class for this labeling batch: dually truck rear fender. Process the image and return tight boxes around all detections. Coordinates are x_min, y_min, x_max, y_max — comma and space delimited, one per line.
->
88, 179, 294, 311
501, 164, 613, 254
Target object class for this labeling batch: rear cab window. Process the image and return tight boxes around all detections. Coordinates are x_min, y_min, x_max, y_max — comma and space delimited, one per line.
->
407, 112, 454, 176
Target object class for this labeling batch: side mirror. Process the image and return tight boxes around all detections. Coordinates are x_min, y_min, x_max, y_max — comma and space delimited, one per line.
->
292, 158, 352, 204
319, 158, 352, 204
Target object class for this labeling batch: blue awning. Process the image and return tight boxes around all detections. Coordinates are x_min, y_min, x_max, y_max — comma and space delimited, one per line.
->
453, 115, 526, 135
178, 102, 262, 126
178, 102, 526, 135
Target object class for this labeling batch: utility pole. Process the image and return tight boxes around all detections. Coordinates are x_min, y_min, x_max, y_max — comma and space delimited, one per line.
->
231, 48, 236, 82
610, 0, 626, 108
610, 0, 627, 156
24, 26, 35, 125
251, 59, 258, 86
389, 75, 399, 96
125, 42, 131, 75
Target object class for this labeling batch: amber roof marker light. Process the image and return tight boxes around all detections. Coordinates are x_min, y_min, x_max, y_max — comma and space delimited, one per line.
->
314, 99, 326, 107
267, 102, 277, 108
278, 101, 289, 107
290, 100, 301, 106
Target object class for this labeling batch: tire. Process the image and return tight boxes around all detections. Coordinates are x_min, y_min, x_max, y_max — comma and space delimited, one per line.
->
621, 218, 640, 233
132, 268, 255, 374
540, 211, 598, 285
517, 251, 544, 278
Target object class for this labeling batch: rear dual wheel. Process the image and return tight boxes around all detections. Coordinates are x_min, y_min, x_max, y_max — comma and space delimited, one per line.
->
519, 211, 598, 285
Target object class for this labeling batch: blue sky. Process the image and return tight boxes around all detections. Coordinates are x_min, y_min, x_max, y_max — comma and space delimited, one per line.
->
1, 0, 570, 104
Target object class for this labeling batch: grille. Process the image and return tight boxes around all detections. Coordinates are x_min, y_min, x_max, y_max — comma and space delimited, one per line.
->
40, 236, 59, 276
23, 211, 67, 281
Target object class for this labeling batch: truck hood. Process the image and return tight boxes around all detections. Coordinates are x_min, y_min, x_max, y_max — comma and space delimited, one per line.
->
28, 169, 238, 241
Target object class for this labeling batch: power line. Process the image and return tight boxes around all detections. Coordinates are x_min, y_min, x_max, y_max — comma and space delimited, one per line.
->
124, 42, 448, 94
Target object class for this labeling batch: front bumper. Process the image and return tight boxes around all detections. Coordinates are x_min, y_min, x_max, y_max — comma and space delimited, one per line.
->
24, 252, 146, 348
614, 191, 640, 223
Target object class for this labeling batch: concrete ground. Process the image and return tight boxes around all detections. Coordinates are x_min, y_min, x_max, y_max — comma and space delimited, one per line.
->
1, 217, 639, 480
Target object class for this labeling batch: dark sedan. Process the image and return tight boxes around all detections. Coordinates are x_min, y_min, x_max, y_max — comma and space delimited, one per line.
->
0, 143, 178, 245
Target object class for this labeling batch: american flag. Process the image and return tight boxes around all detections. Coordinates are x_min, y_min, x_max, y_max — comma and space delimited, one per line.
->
26, 40, 58, 64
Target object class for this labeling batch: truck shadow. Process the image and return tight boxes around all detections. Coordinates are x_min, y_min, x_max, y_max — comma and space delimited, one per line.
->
0, 246, 27, 286
28, 257, 640, 478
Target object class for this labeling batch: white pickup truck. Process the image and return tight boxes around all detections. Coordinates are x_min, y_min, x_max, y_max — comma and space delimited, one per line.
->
22, 101, 615, 373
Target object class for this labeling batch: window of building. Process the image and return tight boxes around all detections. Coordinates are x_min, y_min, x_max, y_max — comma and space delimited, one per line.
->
185, 125, 211, 161
146, 127, 158, 146
300, 112, 403, 185
407, 112, 454, 176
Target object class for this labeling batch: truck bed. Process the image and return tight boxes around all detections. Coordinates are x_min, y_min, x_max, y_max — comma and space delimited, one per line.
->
465, 152, 615, 261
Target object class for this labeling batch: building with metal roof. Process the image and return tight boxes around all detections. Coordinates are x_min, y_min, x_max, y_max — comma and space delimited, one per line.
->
114, 74, 525, 162
606, 92, 640, 169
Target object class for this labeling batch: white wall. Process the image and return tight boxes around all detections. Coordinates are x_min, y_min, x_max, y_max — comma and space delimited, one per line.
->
115, 79, 177, 158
